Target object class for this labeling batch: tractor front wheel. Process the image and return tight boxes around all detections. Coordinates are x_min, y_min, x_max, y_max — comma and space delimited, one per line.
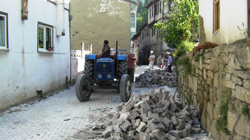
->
75, 74, 92, 102
119, 74, 131, 102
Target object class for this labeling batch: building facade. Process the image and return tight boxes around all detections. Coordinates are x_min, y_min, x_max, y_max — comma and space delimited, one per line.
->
132, 0, 170, 64
0, 0, 71, 110
70, 0, 138, 55
199, 0, 249, 45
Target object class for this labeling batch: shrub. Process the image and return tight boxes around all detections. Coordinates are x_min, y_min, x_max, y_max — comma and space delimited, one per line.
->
173, 40, 194, 59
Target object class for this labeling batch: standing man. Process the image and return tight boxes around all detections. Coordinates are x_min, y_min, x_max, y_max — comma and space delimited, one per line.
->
102, 40, 111, 58
157, 54, 164, 68
167, 52, 173, 73
138, 49, 144, 66
148, 50, 155, 70
163, 52, 168, 69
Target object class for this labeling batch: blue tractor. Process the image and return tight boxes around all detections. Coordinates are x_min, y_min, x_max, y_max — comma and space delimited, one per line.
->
75, 41, 135, 102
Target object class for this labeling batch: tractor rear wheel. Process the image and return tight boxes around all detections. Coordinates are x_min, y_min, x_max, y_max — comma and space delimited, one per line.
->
119, 74, 131, 102
128, 68, 135, 82
75, 74, 92, 102
84, 60, 94, 79
118, 60, 128, 80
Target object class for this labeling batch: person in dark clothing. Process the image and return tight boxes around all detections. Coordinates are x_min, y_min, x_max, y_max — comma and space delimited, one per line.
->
138, 49, 144, 66
167, 52, 173, 73
102, 40, 111, 58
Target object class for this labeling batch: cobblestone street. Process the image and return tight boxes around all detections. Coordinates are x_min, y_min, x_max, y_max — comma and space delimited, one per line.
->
0, 66, 160, 140
0, 86, 122, 140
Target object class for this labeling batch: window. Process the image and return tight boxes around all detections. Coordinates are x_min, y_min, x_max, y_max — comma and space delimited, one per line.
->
38, 23, 53, 52
0, 12, 8, 49
150, 9, 151, 18
213, 0, 220, 32
152, 28, 153, 36
131, 13, 135, 27
152, 6, 154, 17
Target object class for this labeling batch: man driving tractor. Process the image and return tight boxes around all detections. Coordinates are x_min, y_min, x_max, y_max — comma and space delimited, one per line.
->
102, 40, 111, 58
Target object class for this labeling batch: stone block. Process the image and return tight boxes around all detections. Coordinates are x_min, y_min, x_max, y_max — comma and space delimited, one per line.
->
131, 120, 136, 129
145, 128, 151, 133
113, 113, 120, 119
128, 110, 140, 121
162, 90, 170, 100
113, 124, 121, 133
134, 101, 144, 109
234, 115, 250, 139
169, 129, 187, 138
165, 133, 180, 140
185, 124, 192, 136
191, 127, 201, 134
176, 119, 186, 130
139, 132, 150, 140
135, 119, 141, 128
119, 119, 131, 132
102, 126, 113, 138
128, 130, 135, 137
151, 96, 159, 103
132, 92, 141, 99
232, 76, 243, 86
148, 111, 159, 120
222, 79, 236, 89
233, 135, 247, 140
116, 103, 124, 112
151, 129, 164, 140
233, 69, 250, 80
160, 117, 171, 128
136, 121, 147, 132
227, 111, 239, 133
207, 102, 214, 121
235, 86, 250, 104
243, 80, 250, 89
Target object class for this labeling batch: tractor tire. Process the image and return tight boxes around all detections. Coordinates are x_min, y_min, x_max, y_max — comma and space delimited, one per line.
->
119, 74, 131, 102
118, 60, 128, 80
75, 74, 92, 102
84, 60, 94, 80
128, 68, 135, 82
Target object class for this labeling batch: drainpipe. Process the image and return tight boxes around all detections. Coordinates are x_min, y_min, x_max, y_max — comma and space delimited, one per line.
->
69, 2, 72, 84
57, 0, 65, 36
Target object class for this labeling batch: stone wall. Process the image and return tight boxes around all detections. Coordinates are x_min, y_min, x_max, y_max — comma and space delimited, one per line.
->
177, 43, 250, 140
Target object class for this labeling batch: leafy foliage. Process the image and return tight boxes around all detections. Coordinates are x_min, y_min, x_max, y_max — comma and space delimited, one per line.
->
153, 0, 199, 48
173, 40, 194, 58
137, 0, 148, 31
175, 56, 192, 75
242, 105, 250, 122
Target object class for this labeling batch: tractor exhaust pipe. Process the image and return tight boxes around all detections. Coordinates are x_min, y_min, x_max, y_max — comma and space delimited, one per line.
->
116, 41, 118, 78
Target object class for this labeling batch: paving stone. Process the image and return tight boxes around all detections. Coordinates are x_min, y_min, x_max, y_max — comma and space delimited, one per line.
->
176, 119, 186, 130
151, 129, 164, 140
128, 110, 140, 121
191, 127, 201, 134
119, 119, 131, 132
136, 121, 147, 132
148, 111, 159, 120
160, 116, 171, 128
102, 126, 113, 138
139, 132, 150, 140
165, 133, 180, 140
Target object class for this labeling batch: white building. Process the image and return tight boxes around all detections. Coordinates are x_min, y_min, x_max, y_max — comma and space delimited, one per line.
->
0, 0, 71, 110
199, 0, 249, 45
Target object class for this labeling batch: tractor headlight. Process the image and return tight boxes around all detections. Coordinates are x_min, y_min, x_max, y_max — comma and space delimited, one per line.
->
98, 74, 102, 78
107, 74, 111, 78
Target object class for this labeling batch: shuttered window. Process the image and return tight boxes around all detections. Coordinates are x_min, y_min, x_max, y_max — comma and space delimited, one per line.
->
213, 0, 220, 32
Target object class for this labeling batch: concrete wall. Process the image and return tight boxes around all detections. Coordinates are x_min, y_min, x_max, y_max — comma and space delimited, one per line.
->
0, 0, 70, 110
177, 44, 250, 140
199, 0, 248, 45
70, 0, 131, 55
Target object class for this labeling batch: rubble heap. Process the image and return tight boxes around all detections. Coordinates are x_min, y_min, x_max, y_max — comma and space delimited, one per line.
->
100, 88, 206, 140
135, 70, 177, 88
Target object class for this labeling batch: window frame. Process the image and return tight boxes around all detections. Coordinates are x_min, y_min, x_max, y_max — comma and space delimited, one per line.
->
0, 11, 9, 49
37, 22, 54, 53
130, 13, 135, 28
213, 0, 220, 33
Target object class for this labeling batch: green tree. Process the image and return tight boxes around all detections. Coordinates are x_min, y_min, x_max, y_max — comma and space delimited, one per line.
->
137, 0, 148, 31
154, 0, 199, 48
